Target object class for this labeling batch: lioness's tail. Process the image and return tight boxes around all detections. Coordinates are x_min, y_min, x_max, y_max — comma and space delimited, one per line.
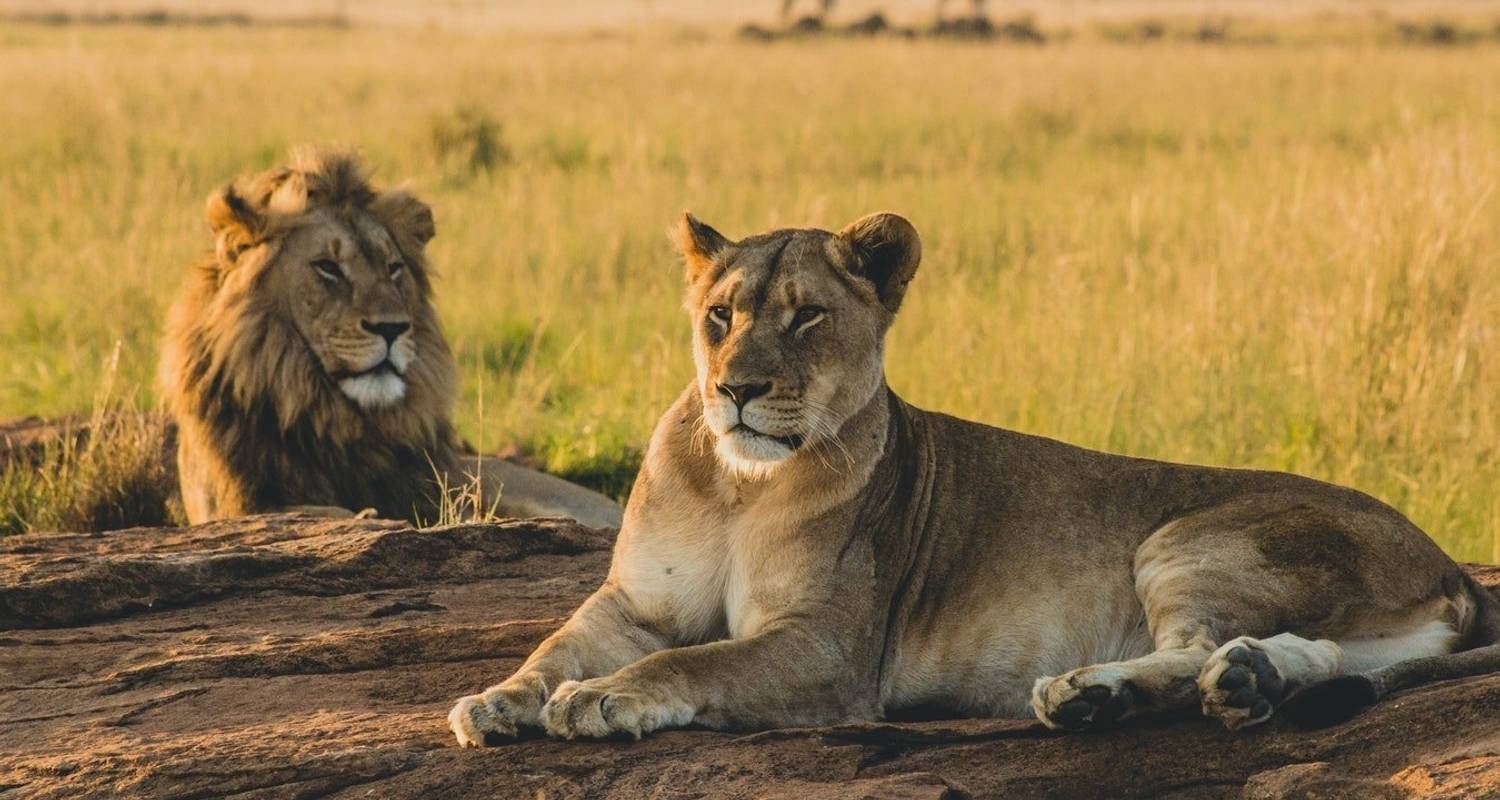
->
1283, 572, 1500, 729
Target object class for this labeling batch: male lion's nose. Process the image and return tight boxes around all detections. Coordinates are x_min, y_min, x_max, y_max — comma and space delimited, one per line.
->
717, 382, 772, 408
362, 320, 411, 346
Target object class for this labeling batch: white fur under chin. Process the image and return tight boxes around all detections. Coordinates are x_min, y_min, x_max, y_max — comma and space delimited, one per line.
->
715, 432, 793, 480
339, 371, 407, 409
388, 338, 415, 372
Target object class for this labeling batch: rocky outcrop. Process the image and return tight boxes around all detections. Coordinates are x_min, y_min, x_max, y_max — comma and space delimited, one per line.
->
2, 514, 1498, 799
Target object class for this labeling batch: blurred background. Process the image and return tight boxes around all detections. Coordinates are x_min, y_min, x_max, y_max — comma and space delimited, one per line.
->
0, 0, 1497, 560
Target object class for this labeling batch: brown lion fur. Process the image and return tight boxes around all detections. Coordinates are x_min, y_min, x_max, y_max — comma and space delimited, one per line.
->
159, 147, 462, 523
450, 212, 1493, 746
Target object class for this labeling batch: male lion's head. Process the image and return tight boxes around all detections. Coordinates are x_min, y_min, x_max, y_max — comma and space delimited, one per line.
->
673, 212, 920, 479
194, 147, 447, 412
162, 148, 456, 460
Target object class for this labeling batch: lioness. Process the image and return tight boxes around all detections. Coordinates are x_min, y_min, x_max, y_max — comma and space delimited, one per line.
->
160, 148, 622, 529
450, 212, 1500, 744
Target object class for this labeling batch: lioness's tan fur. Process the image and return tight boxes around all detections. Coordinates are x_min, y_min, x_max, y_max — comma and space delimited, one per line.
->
450, 212, 1499, 744
160, 148, 622, 529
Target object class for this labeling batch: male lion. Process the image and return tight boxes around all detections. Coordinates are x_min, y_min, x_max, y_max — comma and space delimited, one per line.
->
450, 212, 1500, 744
160, 148, 621, 528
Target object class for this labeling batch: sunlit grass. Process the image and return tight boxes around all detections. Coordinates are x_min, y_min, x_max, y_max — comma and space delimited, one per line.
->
0, 345, 177, 534
0, 23, 1497, 560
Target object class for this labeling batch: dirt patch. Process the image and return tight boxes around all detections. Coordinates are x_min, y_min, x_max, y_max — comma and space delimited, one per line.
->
2, 514, 1499, 798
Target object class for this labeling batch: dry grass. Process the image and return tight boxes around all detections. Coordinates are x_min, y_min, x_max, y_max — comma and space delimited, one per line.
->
1, 14, 1497, 560
5, 1, 1500, 33
418, 460, 505, 529
0, 347, 177, 534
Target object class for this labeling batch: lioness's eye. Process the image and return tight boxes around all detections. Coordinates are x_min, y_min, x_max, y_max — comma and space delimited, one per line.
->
709, 305, 732, 324
311, 258, 342, 282
791, 305, 826, 330
388, 261, 405, 280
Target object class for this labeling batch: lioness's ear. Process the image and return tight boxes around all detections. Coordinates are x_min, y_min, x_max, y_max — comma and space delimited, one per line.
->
673, 212, 731, 282
836, 212, 921, 313
205, 184, 265, 263
371, 190, 436, 252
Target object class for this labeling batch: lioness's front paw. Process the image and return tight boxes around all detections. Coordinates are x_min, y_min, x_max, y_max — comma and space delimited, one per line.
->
448, 677, 547, 747
1031, 665, 1137, 731
1198, 638, 1285, 730
449, 694, 509, 747
540, 677, 692, 740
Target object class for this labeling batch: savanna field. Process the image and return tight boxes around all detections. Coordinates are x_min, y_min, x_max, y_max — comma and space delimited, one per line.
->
2, 6, 1499, 560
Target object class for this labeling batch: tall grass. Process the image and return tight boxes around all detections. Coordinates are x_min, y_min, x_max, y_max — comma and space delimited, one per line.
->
0, 23, 1497, 559
0, 345, 176, 533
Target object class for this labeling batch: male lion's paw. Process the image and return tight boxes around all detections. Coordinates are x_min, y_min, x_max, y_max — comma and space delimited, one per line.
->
448, 678, 547, 748
1198, 637, 1285, 730
540, 677, 692, 740
1030, 665, 1137, 732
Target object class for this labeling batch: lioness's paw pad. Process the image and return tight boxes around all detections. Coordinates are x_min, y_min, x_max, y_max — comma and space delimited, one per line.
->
1199, 639, 1285, 730
1030, 669, 1136, 731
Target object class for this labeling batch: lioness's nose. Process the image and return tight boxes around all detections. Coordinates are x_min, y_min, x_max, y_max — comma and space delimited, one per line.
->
362, 320, 411, 345
717, 382, 771, 408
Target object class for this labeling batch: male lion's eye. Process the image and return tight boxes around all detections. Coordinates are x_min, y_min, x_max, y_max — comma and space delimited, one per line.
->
709, 305, 732, 324
791, 305, 826, 331
311, 259, 342, 282
388, 261, 405, 280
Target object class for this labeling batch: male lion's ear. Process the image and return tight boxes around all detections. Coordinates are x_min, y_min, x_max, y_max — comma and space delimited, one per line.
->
205, 184, 265, 263
672, 212, 731, 282
371, 190, 436, 251
836, 212, 921, 313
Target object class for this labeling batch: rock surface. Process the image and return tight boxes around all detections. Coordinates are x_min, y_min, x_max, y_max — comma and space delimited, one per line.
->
2, 514, 1499, 799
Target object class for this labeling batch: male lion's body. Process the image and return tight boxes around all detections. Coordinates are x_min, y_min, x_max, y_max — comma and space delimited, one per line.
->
450, 213, 1500, 744
161, 148, 622, 528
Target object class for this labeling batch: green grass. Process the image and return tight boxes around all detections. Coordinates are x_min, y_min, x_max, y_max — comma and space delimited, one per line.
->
1, 20, 1498, 560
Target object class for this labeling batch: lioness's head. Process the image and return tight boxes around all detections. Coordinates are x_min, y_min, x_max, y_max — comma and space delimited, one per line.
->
674, 212, 920, 478
197, 147, 448, 412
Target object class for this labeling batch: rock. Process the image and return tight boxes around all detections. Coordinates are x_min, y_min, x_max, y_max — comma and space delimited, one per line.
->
2, 514, 1499, 798
0, 413, 624, 532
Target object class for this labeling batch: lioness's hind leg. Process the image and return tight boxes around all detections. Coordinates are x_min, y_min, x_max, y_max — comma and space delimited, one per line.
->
1127, 495, 1460, 731
1036, 497, 1399, 733
1198, 634, 1342, 730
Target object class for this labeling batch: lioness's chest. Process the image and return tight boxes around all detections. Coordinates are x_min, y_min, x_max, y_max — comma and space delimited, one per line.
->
616, 507, 802, 644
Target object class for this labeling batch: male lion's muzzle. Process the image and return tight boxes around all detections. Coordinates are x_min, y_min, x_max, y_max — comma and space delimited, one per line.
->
334, 317, 417, 409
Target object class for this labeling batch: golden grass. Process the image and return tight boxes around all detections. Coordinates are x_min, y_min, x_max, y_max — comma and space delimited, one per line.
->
419, 462, 505, 529
5, 1, 1500, 34
0, 20, 1496, 559
0, 346, 177, 533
